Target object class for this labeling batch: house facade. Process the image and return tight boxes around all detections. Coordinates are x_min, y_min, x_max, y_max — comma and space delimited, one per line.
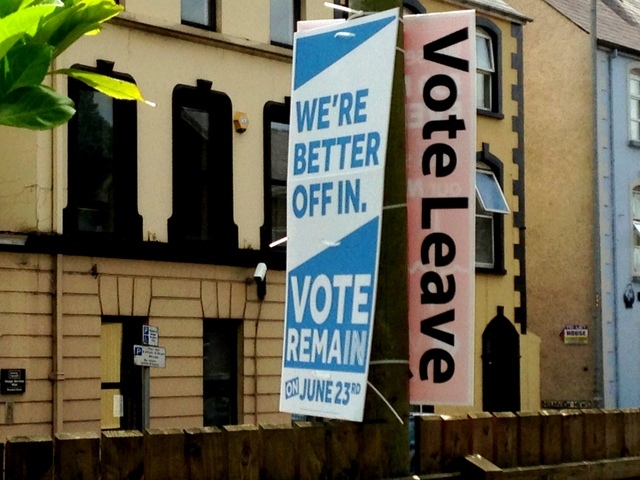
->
416, 0, 539, 414
507, 0, 640, 409
0, 0, 538, 441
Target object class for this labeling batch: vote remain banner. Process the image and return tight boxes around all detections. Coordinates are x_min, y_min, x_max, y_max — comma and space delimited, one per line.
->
279, 9, 399, 422
405, 11, 476, 406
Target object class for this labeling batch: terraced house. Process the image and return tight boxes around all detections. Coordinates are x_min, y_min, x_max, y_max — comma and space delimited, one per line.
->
0, 0, 539, 440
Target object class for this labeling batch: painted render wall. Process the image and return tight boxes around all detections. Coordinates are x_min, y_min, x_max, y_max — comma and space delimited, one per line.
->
598, 49, 640, 408
0, 251, 287, 441
507, 0, 597, 405
420, 0, 539, 413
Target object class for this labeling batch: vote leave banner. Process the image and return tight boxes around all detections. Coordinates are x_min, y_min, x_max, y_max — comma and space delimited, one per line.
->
405, 11, 476, 405
279, 9, 399, 422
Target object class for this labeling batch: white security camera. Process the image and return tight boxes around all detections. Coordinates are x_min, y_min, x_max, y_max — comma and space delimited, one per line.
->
254, 262, 267, 282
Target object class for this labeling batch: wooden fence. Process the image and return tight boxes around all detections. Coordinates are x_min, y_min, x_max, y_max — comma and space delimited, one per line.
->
3, 409, 640, 479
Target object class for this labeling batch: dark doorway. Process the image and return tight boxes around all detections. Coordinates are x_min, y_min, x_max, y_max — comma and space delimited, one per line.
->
101, 316, 145, 430
482, 308, 520, 412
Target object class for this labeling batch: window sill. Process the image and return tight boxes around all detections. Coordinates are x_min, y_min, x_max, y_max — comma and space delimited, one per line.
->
475, 265, 507, 275
629, 140, 640, 149
111, 12, 293, 63
477, 109, 504, 120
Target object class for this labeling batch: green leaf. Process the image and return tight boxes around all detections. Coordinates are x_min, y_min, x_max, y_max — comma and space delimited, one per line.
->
55, 68, 154, 105
0, 5, 57, 59
0, 84, 74, 129
0, 44, 53, 96
29, 3, 79, 47
43, 0, 122, 57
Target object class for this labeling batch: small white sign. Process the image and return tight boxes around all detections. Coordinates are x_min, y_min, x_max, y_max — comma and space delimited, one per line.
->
142, 325, 159, 346
113, 394, 123, 417
133, 345, 166, 368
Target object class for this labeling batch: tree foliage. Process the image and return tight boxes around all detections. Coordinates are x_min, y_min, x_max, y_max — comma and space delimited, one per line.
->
0, 0, 151, 130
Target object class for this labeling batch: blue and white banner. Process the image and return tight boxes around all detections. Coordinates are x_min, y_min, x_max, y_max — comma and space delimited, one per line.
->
279, 8, 399, 422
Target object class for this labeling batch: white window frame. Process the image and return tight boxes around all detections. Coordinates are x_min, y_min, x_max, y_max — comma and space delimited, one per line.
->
475, 163, 509, 269
629, 68, 640, 143
632, 186, 640, 277
476, 28, 495, 111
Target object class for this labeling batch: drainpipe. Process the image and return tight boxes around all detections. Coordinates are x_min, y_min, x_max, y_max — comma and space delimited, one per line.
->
50, 57, 64, 433
51, 254, 64, 433
590, 0, 605, 409
608, 48, 620, 407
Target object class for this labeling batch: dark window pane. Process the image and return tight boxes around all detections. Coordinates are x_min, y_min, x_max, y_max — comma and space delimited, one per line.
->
203, 322, 238, 427
182, 0, 212, 27
271, 0, 294, 45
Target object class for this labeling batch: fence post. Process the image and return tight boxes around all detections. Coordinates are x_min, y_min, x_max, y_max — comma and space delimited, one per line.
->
5, 435, 54, 479
622, 408, 640, 456
582, 409, 605, 461
260, 424, 295, 480
144, 428, 187, 480
185, 427, 228, 480
469, 412, 494, 463
54, 432, 100, 480
361, 422, 384, 479
442, 415, 471, 470
517, 411, 541, 467
493, 412, 517, 468
415, 415, 442, 475
458, 454, 503, 480
101, 430, 143, 480
605, 409, 625, 458
224, 424, 260, 480
561, 410, 584, 463
540, 410, 562, 465
294, 421, 327, 480
328, 421, 360, 479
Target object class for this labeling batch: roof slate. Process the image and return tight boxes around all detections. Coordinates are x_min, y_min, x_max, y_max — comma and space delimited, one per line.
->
545, 0, 640, 53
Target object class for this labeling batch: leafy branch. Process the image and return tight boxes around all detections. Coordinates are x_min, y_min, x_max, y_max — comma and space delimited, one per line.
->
0, 0, 151, 130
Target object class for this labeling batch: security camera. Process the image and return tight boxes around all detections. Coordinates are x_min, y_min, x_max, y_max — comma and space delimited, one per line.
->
254, 262, 267, 282
254, 263, 267, 301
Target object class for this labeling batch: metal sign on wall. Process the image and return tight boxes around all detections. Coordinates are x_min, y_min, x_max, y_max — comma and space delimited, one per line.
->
279, 8, 399, 422
405, 11, 476, 406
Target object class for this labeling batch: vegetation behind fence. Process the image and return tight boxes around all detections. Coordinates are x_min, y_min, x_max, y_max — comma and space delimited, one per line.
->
3, 409, 640, 479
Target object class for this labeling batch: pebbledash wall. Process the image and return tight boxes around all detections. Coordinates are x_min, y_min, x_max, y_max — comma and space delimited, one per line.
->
0, 253, 286, 440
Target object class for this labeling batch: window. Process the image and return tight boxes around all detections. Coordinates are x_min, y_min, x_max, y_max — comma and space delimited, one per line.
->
476, 19, 502, 117
632, 187, 640, 276
168, 80, 238, 251
64, 60, 142, 240
261, 100, 290, 256
629, 68, 640, 144
270, 0, 300, 47
181, 0, 215, 29
101, 316, 145, 430
203, 320, 239, 426
336, 0, 426, 18
333, 0, 349, 19
475, 146, 509, 272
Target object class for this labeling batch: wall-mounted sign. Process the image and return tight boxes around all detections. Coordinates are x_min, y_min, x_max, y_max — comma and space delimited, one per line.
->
142, 325, 159, 346
1, 369, 26, 394
133, 345, 166, 368
405, 11, 476, 406
560, 325, 588, 345
279, 8, 399, 422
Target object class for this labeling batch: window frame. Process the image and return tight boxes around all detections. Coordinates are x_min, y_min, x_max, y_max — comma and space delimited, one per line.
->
475, 146, 507, 274
335, 0, 426, 18
261, 99, 290, 269
629, 67, 640, 147
203, 319, 241, 427
168, 80, 238, 252
632, 186, 640, 278
476, 18, 503, 119
270, 0, 301, 48
64, 60, 142, 241
181, 0, 216, 31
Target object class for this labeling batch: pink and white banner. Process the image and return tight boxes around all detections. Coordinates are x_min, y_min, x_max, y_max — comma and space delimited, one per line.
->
405, 11, 476, 405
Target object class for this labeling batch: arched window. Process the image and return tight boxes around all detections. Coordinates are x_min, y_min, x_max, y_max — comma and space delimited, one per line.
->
629, 68, 640, 144
476, 18, 502, 117
476, 145, 509, 272
632, 185, 640, 276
